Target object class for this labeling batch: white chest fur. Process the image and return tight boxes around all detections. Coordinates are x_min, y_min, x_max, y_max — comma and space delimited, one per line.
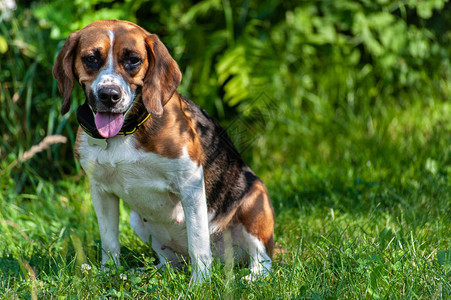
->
78, 133, 206, 253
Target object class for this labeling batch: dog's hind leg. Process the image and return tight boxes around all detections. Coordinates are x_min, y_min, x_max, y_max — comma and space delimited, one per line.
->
237, 179, 274, 280
240, 228, 272, 280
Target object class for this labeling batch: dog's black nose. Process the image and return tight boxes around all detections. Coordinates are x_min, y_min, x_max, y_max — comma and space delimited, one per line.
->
98, 86, 122, 104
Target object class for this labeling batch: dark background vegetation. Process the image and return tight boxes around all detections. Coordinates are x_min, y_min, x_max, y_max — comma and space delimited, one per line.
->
0, 0, 450, 298
2, 0, 451, 195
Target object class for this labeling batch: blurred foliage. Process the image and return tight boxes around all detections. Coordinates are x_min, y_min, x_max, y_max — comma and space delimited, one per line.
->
1, 0, 451, 196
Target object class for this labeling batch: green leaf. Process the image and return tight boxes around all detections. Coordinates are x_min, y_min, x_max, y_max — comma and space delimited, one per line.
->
425, 158, 438, 174
131, 275, 142, 285
417, 2, 433, 19
0, 35, 8, 54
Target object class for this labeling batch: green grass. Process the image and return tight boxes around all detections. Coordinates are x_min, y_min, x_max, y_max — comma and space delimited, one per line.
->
1, 100, 450, 299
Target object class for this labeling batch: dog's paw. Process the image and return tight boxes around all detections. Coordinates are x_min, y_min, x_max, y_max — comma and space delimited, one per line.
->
190, 266, 211, 285
155, 261, 168, 271
241, 272, 263, 281
128, 266, 147, 274
233, 267, 269, 282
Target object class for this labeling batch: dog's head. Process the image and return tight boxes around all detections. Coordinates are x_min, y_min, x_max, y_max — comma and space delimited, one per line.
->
53, 20, 181, 138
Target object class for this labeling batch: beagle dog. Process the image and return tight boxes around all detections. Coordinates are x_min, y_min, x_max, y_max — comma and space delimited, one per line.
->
53, 20, 274, 283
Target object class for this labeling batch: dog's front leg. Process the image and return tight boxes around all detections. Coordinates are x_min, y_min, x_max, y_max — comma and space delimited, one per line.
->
180, 167, 212, 284
91, 184, 121, 267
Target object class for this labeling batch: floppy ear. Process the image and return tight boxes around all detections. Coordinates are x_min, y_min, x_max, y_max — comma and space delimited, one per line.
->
143, 34, 182, 116
52, 32, 79, 115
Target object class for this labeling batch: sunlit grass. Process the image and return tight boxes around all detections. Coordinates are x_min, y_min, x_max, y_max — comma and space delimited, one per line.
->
0, 175, 449, 298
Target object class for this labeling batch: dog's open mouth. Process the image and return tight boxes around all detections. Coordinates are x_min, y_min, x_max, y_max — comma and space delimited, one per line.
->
95, 112, 124, 138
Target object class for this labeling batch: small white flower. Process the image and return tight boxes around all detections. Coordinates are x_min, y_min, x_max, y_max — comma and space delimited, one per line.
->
119, 273, 127, 281
0, 0, 16, 21
81, 263, 92, 274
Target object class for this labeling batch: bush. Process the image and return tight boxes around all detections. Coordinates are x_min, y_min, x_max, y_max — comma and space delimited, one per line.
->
1, 0, 451, 194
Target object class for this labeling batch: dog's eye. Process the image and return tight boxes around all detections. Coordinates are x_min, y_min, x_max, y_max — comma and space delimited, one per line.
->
123, 56, 142, 72
128, 57, 141, 65
86, 56, 97, 63
82, 54, 101, 69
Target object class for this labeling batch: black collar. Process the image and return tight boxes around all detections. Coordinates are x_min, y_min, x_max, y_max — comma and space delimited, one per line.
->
76, 102, 150, 139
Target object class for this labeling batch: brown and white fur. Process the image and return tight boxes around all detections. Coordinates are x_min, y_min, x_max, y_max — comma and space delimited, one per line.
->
53, 20, 274, 283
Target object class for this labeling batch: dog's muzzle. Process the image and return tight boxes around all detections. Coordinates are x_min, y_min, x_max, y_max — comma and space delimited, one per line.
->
98, 85, 122, 106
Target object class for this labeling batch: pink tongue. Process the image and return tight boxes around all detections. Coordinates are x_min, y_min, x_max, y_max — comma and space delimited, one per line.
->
95, 112, 124, 138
